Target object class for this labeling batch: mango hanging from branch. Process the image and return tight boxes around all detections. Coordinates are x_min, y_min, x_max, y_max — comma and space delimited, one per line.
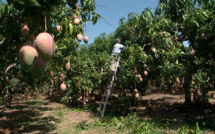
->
19, 44, 38, 72
34, 32, 55, 62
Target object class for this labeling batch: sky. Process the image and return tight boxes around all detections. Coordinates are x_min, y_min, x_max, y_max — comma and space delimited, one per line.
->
84, 0, 159, 44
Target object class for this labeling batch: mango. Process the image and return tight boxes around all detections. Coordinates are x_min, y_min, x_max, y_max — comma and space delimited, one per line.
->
19, 44, 38, 72
65, 62, 70, 71
74, 16, 80, 25
21, 23, 29, 36
84, 36, 89, 43
34, 32, 55, 62
77, 33, 83, 42
60, 83, 66, 91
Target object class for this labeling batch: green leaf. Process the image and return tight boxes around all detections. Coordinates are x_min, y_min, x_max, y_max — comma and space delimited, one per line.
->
14, 0, 41, 7
191, 19, 199, 27
43, 0, 63, 6
92, 14, 97, 25
202, 10, 209, 18
47, 19, 58, 35
59, 22, 67, 38
58, 46, 67, 50
68, 23, 73, 35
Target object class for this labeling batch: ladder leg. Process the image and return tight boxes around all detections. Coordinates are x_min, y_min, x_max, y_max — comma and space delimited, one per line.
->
98, 58, 121, 117
101, 74, 115, 117
98, 80, 110, 110
98, 76, 111, 115
98, 67, 112, 112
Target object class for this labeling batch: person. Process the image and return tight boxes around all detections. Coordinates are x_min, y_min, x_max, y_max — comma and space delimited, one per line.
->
108, 39, 125, 77
111, 38, 125, 56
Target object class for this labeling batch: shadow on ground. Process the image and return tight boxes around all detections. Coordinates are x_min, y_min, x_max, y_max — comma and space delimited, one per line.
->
47, 90, 215, 132
0, 97, 60, 134
94, 91, 215, 133
4, 91, 214, 133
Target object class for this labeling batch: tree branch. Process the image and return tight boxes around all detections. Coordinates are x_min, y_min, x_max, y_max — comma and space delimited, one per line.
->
4, 63, 18, 79
101, 16, 113, 27
95, 4, 109, 9
0, 38, 6, 45
142, 43, 152, 50
0, 63, 17, 96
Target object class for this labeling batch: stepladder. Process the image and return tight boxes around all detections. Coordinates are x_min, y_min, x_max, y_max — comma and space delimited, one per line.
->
98, 57, 121, 118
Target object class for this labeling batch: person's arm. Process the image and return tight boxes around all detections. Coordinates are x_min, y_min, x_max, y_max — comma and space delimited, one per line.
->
121, 44, 127, 50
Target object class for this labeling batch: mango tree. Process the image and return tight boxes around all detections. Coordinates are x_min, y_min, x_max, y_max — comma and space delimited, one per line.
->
61, 33, 113, 104
0, 0, 100, 103
114, 0, 215, 105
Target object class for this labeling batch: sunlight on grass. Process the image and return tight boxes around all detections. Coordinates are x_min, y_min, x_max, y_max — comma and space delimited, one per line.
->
54, 112, 207, 134
35, 101, 43, 107
1, 95, 210, 134
57, 108, 67, 121
0, 99, 4, 105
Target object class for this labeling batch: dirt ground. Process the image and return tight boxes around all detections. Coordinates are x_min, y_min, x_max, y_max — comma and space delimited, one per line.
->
0, 91, 215, 134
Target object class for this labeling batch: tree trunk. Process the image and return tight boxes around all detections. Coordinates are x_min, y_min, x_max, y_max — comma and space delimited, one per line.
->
183, 60, 193, 105
184, 71, 192, 105
0, 77, 6, 95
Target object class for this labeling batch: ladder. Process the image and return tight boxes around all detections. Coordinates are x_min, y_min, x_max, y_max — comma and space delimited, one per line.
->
98, 58, 120, 118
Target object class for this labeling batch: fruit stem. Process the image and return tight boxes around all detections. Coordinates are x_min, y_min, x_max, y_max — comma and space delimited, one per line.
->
151, 34, 155, 47
44, 8, 47, 32
76, 1, 79, 16
85, 22, 87, 36
78, 25, 81, 34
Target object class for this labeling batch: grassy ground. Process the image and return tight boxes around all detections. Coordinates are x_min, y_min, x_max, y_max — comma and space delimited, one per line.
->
0, 92, 215, 134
